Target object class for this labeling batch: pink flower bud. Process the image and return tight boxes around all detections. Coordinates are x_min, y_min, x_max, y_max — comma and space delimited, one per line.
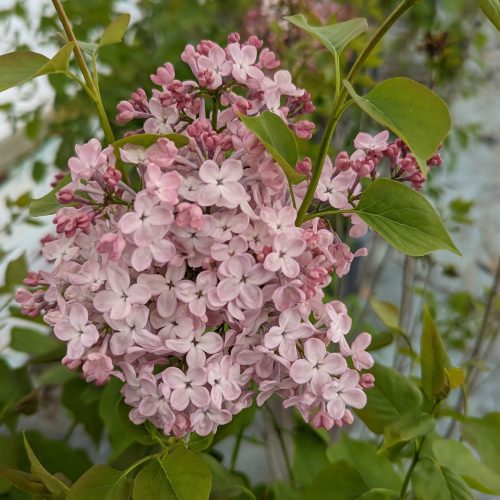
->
116, 101, 135, 123
360, 373, 375, 389
335, 151, 351, 171
296, 157, 312, 176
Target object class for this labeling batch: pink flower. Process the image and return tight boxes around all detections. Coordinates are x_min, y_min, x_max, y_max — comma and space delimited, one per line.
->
145, 165, 182, 204
131, 234, 176, 272
354, 130, 389, 152
264, 234, 306, 278
94, 266, 151, 320
290, 338, 347, 393
323, 370, 367, 419
54, 304, 99, 359
82, 352, 113, 385
190, 404, 232, 436
217, 254, 272, 309
165, 327, 223, 367
207, 356, 242, 407
162, 367, 210, 410
342, 333, 374, 371
144, 98, 179, 134
264, 309, 313, 361
68, 138, 107, 182
175, 271, 218, 317
263, 70, 303, 110
147, 137, 178, 169
197, 159, 248, 209
197, 45, 232, 89
227, 43, 264, 83
260, 205, 297, 235
324, 301, 352, 343
119, 193, 173, 246
96, 233, 126, 261
138, 264, 185, 318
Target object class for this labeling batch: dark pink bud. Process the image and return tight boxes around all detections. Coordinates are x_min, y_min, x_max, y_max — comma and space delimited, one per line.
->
292, 120, 315, 139
228, 32, 241, 43
296, 157, 312, 176
360, 373, 375, 389
335, 151, 351, 171
57, 188, 74, 204
116, 101, 135, 124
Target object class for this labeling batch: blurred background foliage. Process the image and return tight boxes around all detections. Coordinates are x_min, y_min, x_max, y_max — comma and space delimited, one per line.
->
0, 0, 499, 499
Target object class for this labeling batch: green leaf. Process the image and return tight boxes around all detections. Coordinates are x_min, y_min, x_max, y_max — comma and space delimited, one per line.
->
293, 426, 328, 488
344, 77, 451, 172
157, 447, 211, 500
133, 460, 174, 499
0, 360, 32, 420
0, 435, 18, 494
0, 465, 49, 495
444, 367, 465, 389
367, 331, 394, 351
10, 327, 60, 356
238, 111, 305, 184
187, 433, 213, 452
67, 465, 131, 500
369, 299, 400, 331
433, 438, 500, 494
461, 413, 500, 474
356, 490, 398, 500
23, 434, 69, 496
302, 460, 369, 500
284, 14, 368, 57
99, 14, 131, 47
202, 454, 255, 500
112, 133, 189, 154
0, 43, 75, 93
355, 179, 460, 256
29, 174, 71, 217
99, 378, 153, 460
380, 411, 435, 451
412, 457, 451, 500
354, 364, 422, 434
420, 307, 452, 405
479, 0, 500, 30
440, 466, 475, 500
326, 434, 401, 491
1, 253, 27, 293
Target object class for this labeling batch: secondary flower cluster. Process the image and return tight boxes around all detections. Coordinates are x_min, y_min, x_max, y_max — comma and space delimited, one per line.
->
16, 34, 433, 438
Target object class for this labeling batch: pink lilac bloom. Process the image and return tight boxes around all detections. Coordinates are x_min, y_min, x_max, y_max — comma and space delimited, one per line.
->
17, 33, 446, 438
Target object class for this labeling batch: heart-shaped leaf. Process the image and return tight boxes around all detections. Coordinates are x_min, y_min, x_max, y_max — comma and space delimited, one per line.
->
99, 14, 131, 47
354, 179, 460, 256
284, 14, 368, 57
0, 43, 75, 93
238, 111, 305, 184
344, 77, 451, 172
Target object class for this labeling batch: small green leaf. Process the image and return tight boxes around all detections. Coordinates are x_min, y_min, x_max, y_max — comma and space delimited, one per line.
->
302, 460, 369, 500
444, 367, 465, 389
344, 77, 451, 172
421, 307, 453, 405
188, 433, 213, 452
1, 253, 27, 292
202, 455, 255, 500
157, 447, 212, 500
355, 179, 460, 256
461, 413, 500, 474
10, 327, 61, 356
67, 465, 131, 500
369, 299, 400, 331
113, 133, 189, 159
238, 111, 305, 184
0, 43, 75, 93
354, 364, 422, 434
479, 0, 500, 30
380, 411, 435, 451
0, 465, 49, 495
284, 14, 368, 57
99, 14, 131, 47
23, 434, 69, 495
412, 457, 451, 500
433, 439, 500, 495
356, 489, 398, 500
326, 434, 402, 491
29, 174, 71, 217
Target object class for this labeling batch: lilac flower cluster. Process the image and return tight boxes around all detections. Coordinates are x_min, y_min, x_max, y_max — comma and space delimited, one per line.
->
18, 33, 442, 438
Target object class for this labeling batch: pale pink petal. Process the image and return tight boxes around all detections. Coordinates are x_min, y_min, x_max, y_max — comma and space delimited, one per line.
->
304, 338, 326, 364
289, 359, 313, 384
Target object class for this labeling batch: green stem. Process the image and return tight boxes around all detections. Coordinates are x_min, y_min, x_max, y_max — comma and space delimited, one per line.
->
229, 428, 244, 472
51, 0, 115, 145
295, 0, 416, 226
399, 437, 424, 499
304, 208, 353, 221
